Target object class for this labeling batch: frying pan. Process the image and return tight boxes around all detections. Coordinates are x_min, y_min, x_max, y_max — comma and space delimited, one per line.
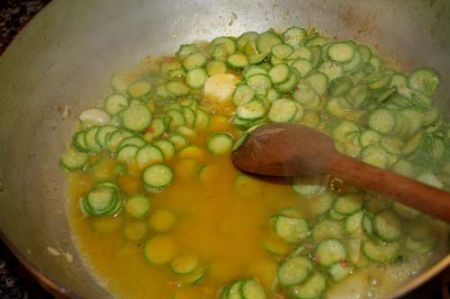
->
0, 0, 449, 297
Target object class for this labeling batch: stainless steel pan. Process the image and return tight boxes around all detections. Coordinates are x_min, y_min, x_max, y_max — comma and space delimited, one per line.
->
0, 0, 449, 297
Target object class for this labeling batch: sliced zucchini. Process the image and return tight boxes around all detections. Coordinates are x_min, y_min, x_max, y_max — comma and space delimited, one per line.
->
368, 109, 396, 134
263, 235, 292, 257
291, 177, 325, 198
227, 53, 249, 69
360, 145, 389, 169
171, 254, 200, 274
358, 45, 372, 63
125, 195, 151, 219
119, 136, 146, 148
211, 44, 229, 62
207, 60, 228, 76
117, 145, 139, 163
312, 218, 343, 242
288, 46, 312, 61
107, 130, 135, 152
291, 59, 313, 77
181, 107, 196, 127
359, 130, 381, 147
121, 102, 152, 132
363, 240, 400, 263
275, 71, 299, 93
417, 172, 444, 189
178, 146, 206, 162
123, 220, 147, 241
177, 43, 199, 60
142, 163, 174, 192
328, 42, 355, 62
143, 118, 166, 142
96, 126, 118, 148
81, 182, 122, 217
183, 52, 207, 70
256, 31, 282, 54
319, 61, 343, 81
268, 64, 290, 84
194, 109, 211, 130
266, 88, 280, 103
233, 84, 255, 106
179, 265, 207, 286
153, 140, 176, 160
342, 50, 362, 72
373, 210, 402, 242
293, 80, 320, 109
186, 68, 208, 89
166, 81, 190, 97
328, 77, 353, 97
247, 74, 272, 95
144, 235, 177, 265
237, 31, 259, 51
240, 279, 266, 299
211, 36, 237, 55
309, 192, 335, 216
236, 100, 266, 120
278, 256, 313, 286
60, 147, 89, 171
408, 68, 439, 96
327, 262, 353, 282
166, 135, 187, 152
227, 281, 244, 299
166, 109, 186, 131
271, 43, 294, 60
148, 209, 177, 232
128, 80, 152, 98
207, 132, 234, 155
136, 145, 164, 168
306, 72, 328, 95
282, 26, 306, 47
84, 127, 102, 153
314, 239, 347, 266
328, 209, 347, 221
393, 202, 420, 219
334, 193, 364, 215
72, 131, 89, 152
405, 221, 438, 254
289, 272, 326, 299
345, 211, 364, 237
104, 94, 129, 115
268, 98, 301, 123
243, 66, 268, 79
333, 121, 360, 144
272, 216, 310, 243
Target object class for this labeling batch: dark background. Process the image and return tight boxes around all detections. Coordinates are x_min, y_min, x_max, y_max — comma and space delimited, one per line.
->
0, 0, 448, 298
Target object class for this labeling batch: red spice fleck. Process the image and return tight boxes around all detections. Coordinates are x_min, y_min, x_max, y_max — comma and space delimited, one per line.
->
162, 56, 177, 63
340, 260, 349, 268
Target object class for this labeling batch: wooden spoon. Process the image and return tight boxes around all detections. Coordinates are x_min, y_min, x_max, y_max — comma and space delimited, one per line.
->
232, 123, 450, 222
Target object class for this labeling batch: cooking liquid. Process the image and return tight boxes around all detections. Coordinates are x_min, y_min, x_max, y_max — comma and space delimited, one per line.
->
69, 118, 310, 298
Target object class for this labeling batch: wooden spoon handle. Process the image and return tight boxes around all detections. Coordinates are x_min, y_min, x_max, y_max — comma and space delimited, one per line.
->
327, 152, 450, 222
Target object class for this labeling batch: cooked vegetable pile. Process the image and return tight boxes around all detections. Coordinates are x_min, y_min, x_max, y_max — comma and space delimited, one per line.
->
61, 27, 449, 299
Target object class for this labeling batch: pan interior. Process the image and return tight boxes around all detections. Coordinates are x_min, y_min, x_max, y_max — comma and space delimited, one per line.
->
0, 0, 449, 298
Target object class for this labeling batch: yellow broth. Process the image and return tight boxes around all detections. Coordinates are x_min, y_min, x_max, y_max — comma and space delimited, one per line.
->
69, 124, 299, 298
